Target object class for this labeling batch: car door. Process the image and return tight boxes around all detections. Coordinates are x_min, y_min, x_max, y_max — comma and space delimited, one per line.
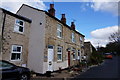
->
0, 61, 19, 80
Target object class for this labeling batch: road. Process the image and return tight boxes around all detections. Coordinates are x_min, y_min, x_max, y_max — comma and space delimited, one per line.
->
73, 56, 120, 80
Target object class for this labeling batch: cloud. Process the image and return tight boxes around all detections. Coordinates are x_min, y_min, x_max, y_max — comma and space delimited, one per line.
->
85, 26, 118, 47
91, 26, 118, 39
79, 0, 119, 16
90, 2, 118, 16
85, 38, 109, 47
0, 0, 46, 13
1, 0, 119, 15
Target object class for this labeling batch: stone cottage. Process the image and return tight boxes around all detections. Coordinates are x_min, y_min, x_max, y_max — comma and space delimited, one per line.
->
84, 42, 96, 61
17, 4, 85, 74
0, 8, 31, 66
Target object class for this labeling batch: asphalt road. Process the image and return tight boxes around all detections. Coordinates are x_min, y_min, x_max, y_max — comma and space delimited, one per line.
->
73, 56, 120, 80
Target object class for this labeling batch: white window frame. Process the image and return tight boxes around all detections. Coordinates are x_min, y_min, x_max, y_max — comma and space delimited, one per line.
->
72, 48, 76, 60
11, 45, 22, 61
77, 50, 81, 60
57, 46, 62, 61
80, 37, 83, 42
14, 19, 24, 34
57, 24, 62, 38
72, 33, 75, 43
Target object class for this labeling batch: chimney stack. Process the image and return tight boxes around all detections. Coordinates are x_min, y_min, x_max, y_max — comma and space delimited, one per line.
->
61, 14, 66, 24
48, 4, 55, 16
71, 22, 75, 30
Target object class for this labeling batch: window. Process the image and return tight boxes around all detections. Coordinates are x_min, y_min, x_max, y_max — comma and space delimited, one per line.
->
72, 33, 75, 43
78, 50, 81, 60
57, 24, 62, 38
81, 50, 83, 54
72, 48, 76, 60
11, 45, 22, 61
57, 46, 62, 61
14, 19, 24, 33
80, 37, 83, 42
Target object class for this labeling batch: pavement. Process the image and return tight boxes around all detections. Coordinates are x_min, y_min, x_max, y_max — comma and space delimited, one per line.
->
31, 64, 99, 80
31, 56, 120, 80
31, 68, 82, 80
74, 56, 120, 79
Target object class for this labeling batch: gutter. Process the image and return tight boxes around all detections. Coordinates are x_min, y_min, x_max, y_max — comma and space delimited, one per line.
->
2, 12, 6, 38
1, 11, 6, 56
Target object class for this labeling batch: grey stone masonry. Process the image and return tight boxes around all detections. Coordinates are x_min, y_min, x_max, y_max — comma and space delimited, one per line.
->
0, 8, 31, 66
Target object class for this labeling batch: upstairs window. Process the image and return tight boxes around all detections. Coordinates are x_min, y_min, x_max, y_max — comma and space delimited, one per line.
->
11, 45, 22, 61
72, 33, 75, 43
57, 24, 62, 38
80, 37, 83, 42
57, 46, 62, 61
14, 19, 24, 33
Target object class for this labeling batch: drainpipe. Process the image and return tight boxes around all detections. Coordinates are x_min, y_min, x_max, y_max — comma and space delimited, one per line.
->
0, 11, 6, 58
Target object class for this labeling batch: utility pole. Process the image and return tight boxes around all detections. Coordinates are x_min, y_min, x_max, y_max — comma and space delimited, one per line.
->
97, 42, 100, 53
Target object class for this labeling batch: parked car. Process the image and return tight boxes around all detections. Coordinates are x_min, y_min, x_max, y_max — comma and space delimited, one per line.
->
104, 53, 113, 59
0, 60, 30, 80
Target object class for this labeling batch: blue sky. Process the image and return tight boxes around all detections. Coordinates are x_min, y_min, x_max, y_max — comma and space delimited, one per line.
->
45, 2, 118, 38
0, 1, 119, 47
45, 2, 118, 47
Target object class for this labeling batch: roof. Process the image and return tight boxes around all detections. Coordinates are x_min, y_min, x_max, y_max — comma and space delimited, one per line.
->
17, 4, 85, 37
0, 8, 32, 23
84, 42, 91, 43
84, 41, 96, 50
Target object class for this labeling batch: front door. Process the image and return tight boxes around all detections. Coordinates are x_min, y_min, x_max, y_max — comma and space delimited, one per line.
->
68, 51, 70, 67
47, 45, 54, 71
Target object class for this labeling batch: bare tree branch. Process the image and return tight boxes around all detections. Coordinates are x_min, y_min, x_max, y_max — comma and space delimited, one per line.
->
109, 32, 120, 43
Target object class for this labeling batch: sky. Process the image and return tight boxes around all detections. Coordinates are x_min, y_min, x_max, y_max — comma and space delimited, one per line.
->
0, 0, 119, 47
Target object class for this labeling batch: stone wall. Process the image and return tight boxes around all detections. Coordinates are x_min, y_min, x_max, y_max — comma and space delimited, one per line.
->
45, 15, 84, 68
2, 13, 30, 66
84, 42, 93, 61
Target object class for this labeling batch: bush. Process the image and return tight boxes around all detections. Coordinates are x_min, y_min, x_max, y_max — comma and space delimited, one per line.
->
88, 51, 104, 65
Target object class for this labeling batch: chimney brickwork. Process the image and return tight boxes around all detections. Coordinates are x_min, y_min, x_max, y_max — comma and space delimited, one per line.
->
71, 22, 75, 30
61, 14, 66, 24
48, 4, 55, 16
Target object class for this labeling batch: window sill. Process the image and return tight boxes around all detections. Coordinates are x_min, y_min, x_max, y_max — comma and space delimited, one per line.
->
57, 60, 62, 62
73, 59, 76, 61
72, 41, 75, 43
13, 31, 24, 35
10, 59, 22, 61
57, 36, 62, 39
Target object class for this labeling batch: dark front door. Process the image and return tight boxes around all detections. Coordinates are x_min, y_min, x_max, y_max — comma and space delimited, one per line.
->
68, 51, 70, 67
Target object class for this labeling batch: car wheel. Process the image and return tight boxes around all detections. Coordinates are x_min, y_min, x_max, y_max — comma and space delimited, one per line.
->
20, 74, 28, 80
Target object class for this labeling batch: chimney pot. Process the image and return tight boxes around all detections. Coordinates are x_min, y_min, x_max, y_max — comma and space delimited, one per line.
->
62, 14, 65, 18
61, 14, 66, 24
50, 4, 54, 9
48, 4, 55, 16
71, 22, 75, 30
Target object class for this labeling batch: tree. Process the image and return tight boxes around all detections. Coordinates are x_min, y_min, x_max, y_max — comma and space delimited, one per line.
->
108, 32, 120, 55
88, 50, 104, 66
98, 47, 107, 54
109, 32, 120, 43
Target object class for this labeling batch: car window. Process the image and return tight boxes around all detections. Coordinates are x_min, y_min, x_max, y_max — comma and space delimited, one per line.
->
0, 61, 14, 70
